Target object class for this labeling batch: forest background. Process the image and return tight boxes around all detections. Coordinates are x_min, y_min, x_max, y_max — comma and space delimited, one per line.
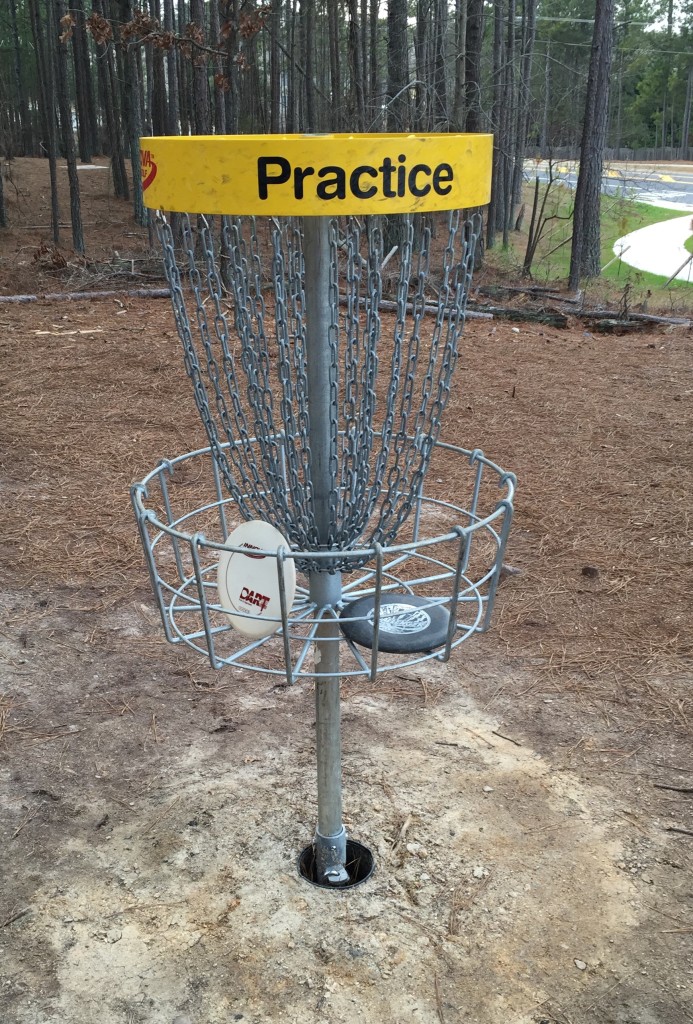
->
1, 0, 692, 287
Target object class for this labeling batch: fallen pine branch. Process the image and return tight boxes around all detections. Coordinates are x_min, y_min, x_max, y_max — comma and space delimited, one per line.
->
588, 318, 650, 334
575, 309, 692, 327
466, 302, 569, 327
0, 288, 171, 304
339, 294, 494, 320
478, 283, 581, 305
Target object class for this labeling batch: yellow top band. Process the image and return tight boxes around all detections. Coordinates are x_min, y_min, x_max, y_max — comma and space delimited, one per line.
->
139, 133, 492, 215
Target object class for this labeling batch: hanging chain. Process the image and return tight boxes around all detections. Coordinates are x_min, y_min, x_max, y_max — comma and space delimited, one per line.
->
156, 210, 478, 571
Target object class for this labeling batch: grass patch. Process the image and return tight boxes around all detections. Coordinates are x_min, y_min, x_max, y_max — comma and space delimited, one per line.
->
485, 175, 693, 309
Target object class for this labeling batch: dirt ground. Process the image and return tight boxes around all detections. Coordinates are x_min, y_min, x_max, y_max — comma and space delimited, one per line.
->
1, 159, 692, 1024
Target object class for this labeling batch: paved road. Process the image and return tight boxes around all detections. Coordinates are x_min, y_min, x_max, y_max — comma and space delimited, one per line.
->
529, 160, 693, 281
613, 214, 693, 284
529, 160, 693, 212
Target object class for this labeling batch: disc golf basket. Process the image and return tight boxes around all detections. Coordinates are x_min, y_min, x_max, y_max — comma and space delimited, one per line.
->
131, 134, 515, 888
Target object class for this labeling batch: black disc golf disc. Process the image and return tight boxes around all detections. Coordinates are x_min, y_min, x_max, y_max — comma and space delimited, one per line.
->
339, 594, 450, 654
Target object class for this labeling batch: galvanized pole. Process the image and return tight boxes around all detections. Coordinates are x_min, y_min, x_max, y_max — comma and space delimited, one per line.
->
302, 216, 348, 885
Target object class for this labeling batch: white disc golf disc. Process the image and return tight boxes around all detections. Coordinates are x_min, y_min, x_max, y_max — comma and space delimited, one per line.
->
217, 521, 296, 638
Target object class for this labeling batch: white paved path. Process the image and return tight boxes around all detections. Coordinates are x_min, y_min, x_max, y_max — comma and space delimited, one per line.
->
613, 213, 693, 283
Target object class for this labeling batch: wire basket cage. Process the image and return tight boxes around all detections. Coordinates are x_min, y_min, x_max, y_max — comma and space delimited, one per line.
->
131, 437, 515, 684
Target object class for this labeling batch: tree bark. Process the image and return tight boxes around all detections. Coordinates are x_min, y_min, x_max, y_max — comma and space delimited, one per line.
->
71, 0, 97, 161
569, 0, 615, 288
269, 0, 281, 132
222, 0, 240, 133
464, 0, 483, 132
346, 0, 366, 130
190, 0, 211, 133
10, 0, 34, 156
209, 0, 227, 133
359, 0, 369, 123
414, 0, 429, 129
0, 164, 6, 228
369, 0, 378, 126
511, 0, 536, 207
681, 66, 692, 159
149, 0, 168, 135
387, 0, 410, 130
327, 0, 342, 128
432, 0, 448, 127
501, 0, 515, 245
163, 0, 180, 134
28, 0, 61, 244
286, 0, 297, 131
487, 0, 504, 248
452, 0, 466, 129
54, 0, 85, 252
540, 41, 552, 152
385, 0, 411, 251
119, 0, 146, 225
303, 0, 316, 131
92, 0, 129, 198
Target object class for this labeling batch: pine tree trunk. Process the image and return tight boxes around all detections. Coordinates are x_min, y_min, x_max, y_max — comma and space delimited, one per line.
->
223, 0, 240, 133
540, 40, 550, 152
0, 165, 6, 228
487, 0, 504, 248
681, 66, 692, 159
414, 0, 429, 130
569, 0, 615, 288
54, 0, 84, 252
71, 0, 95, 161
327, 0, 341, 129
28, 0, 61, 244
359, 0, 369, 123
303, 0, 316, 131
92, 0, 129, 198
346, 0, 366, 130
10, 0, 34, 156
286, 0, 297, 131
118, 0, 146, 225
369, 0, 378, 126
464, 0, 483, 132
210, 0, 227, 133
511, 0, 536, 208
452, 0, 466, 129
501, 0, 515, 244
179, 0, 192, 135
144, 28, 154, 133
163, 0, 180, 134
387, 0, 409, 130
432, 0, 447, 128
386, 0, 410, 250
246, 35, 266, 130
150, 0, 168, 135
268, 0, 281, 132
189, 0, 211, 133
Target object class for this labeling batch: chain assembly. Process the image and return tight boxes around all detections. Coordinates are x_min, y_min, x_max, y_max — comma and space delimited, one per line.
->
157, 211, 480, 572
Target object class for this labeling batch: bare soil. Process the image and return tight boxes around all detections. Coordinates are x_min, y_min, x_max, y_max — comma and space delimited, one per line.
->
1, 159, 692, 1024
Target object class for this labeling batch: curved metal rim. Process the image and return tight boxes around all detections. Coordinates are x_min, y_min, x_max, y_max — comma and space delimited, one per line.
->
162, 563, 486, 678
130, 440, 514, 679
131, 437, 515, 562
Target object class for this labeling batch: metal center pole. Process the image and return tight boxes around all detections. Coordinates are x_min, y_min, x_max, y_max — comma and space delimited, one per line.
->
303, 216, 348, 886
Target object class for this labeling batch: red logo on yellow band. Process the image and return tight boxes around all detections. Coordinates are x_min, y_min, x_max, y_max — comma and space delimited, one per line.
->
141, 149, 157, 190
